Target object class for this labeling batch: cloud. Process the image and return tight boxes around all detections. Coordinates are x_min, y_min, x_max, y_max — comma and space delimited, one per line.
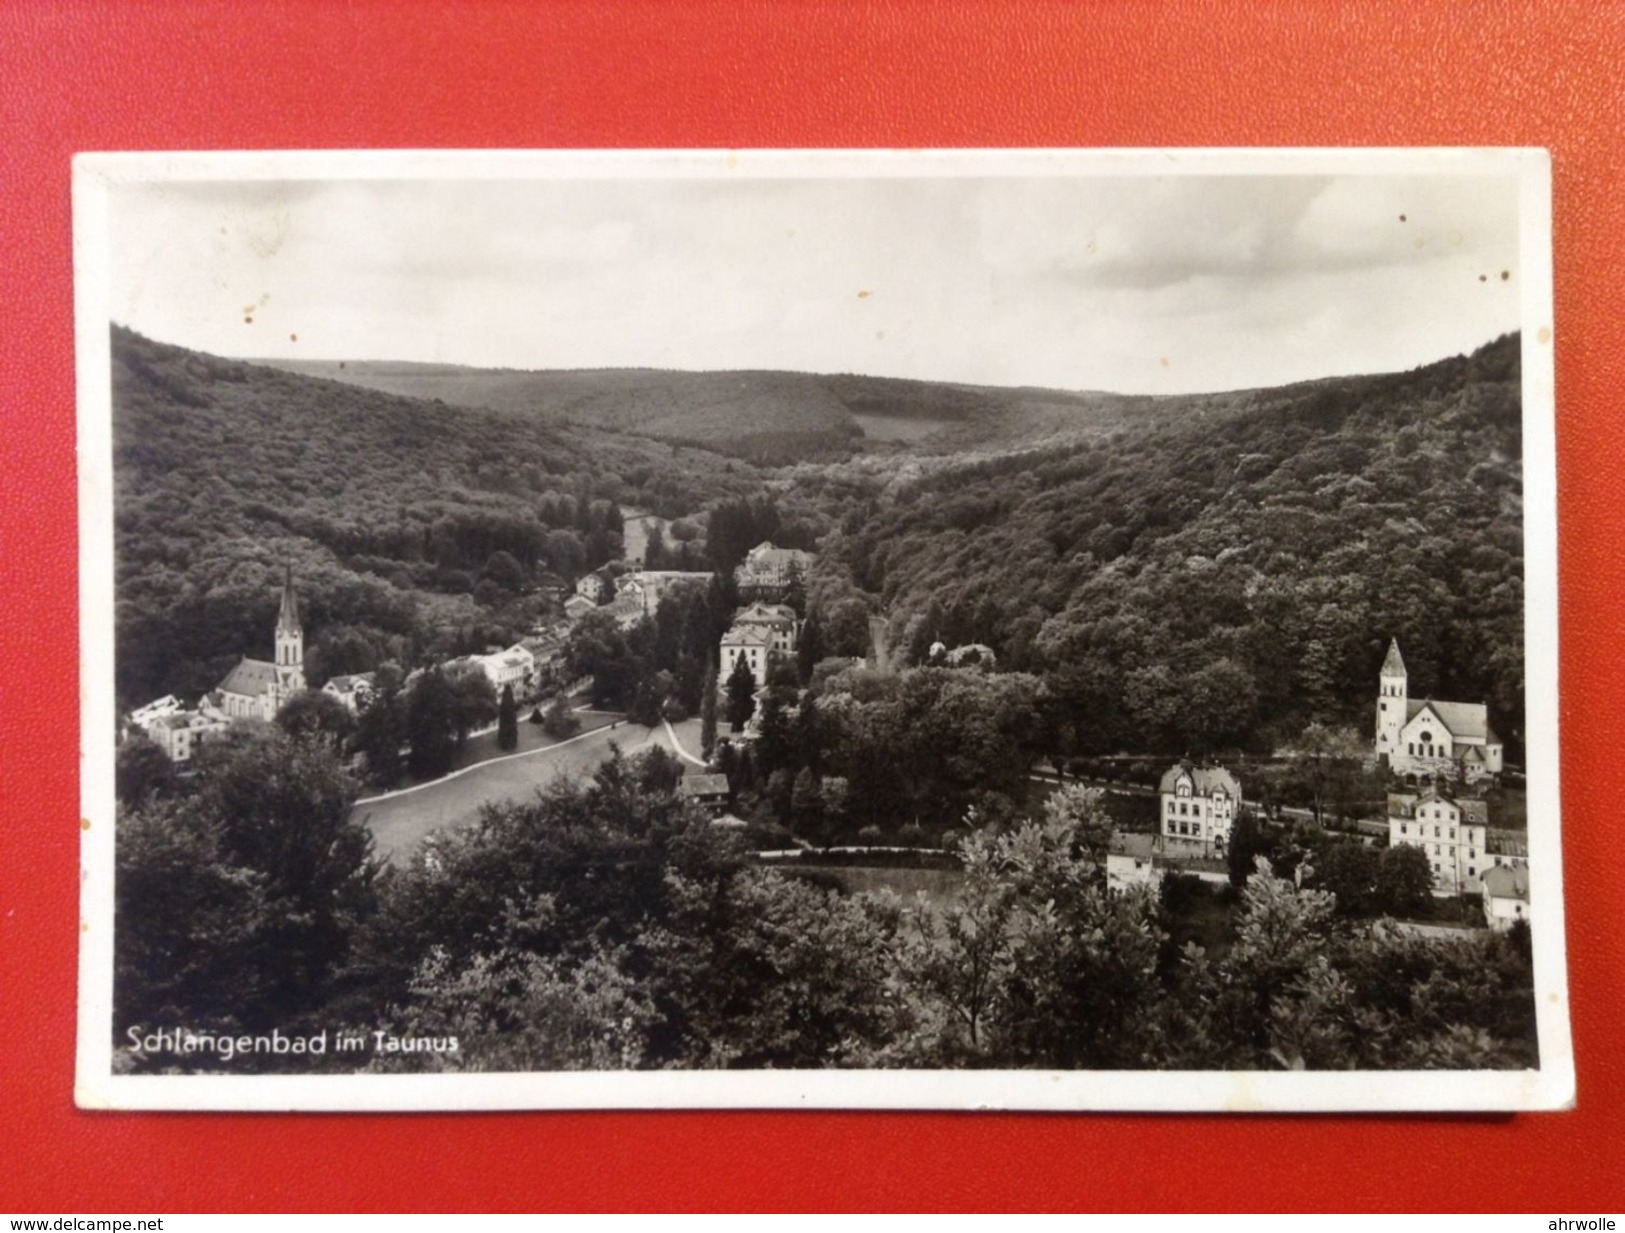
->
107, 169, 1526, 396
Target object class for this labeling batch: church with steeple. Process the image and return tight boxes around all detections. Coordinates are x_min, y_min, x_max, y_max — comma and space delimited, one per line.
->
1374, 638, 1503, 783
207, 567, 308, 722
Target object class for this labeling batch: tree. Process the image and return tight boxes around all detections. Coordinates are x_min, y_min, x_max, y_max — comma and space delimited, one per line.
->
276, 688, 357, 753
782, 559, 807, 617
795, 690, 823, 775
355, 683, 407, 787
1289, 722, 1367, 826
1040, 782, 1116, 865
629, 678, 662, 728
790, 767, 824, 836
699, 660, 719, 759
635, 746, 683, 795
643, 865, 899, 1068
116, 733, 178, 808
497, 684, 519, 752
407, 669, 459, 780
1377, 843, 1436, 917
541, 693, 581, 739
447, 671, 499, 746
796, 608, 825, 683
116, 726, 377, 1042
1307, 838, 1381, 917
376, 943, 658, 1072
480, 549, 527, 596
1227, 809, 1270, 890
754, 687, 796, 777
725, 656, 757, 733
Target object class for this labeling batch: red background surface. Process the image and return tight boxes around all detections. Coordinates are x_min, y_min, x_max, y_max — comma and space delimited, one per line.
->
2, 1, 1622, 1213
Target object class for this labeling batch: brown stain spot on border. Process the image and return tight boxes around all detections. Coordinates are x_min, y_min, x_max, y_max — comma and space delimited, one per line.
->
856, 290, 871, 300
1538, 326, 1552, 344
81, 818, 91, 831
1501, 270, 1511, 281
1159, 357, 1170, 368
1479, 274, 1488, 282
1398, 214, 1407, 222
290, 333, 298, 343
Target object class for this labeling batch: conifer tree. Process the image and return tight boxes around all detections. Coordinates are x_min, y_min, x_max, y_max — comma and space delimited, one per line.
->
700, 660, 719, 759
725, 656, 757, 733
497, 683, 519, 752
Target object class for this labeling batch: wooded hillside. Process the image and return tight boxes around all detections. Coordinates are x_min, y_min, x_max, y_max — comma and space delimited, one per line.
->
261, 358, 1187, 463
111, 327, 759, 706
818, 335, 1525, 757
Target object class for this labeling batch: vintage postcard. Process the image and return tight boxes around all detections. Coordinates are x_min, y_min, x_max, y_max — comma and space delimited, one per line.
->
74, 148, 1569, 1111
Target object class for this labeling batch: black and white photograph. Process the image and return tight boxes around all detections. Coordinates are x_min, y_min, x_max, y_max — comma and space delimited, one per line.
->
74, 148, 1568, 1111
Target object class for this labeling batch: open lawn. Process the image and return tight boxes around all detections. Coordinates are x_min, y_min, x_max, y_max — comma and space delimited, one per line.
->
776, 863, 966, 907
356, 715, 706, 861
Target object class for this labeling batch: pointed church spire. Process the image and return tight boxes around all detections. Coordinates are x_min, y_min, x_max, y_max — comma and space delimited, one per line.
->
276, 564, 301, 635
1381, 637, 1406, 676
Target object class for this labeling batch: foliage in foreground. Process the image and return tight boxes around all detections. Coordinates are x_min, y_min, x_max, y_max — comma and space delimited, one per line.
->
116, 734, 1538, 1074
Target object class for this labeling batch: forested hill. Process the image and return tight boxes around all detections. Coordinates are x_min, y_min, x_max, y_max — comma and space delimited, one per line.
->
109, 327, 759, 707
258, 358, 1182, 463
821, 334, 1526, 757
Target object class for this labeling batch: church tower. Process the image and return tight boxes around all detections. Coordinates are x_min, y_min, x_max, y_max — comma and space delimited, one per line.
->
1375, 637, 1407, 759
272, 565, 307, 708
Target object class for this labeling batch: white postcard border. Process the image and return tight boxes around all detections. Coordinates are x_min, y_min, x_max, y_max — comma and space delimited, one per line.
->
73, 146, 1571, 1112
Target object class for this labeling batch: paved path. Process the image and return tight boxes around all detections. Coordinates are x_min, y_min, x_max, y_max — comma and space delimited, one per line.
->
356, 716, 706, 862
663, 718, 707, 766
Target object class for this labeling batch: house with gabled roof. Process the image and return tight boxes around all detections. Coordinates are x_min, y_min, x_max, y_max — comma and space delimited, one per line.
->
1481, 864, 1530, 932
678, 772, 732, 814
720, 621, 775, 691
1159, 762, 1242, 857
1374, 639, 1504, 782
734, 541, 814, 600
1387, 786, 1491, 895
149, 707, 229, 764
1106, 830, 1161, 893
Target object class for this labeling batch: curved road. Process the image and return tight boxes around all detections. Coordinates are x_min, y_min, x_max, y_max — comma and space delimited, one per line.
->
355, 716, 705, 862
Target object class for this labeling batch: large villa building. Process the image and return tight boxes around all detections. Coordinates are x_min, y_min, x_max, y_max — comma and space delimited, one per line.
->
719, 602, 800, 691
1158, 762, 1242, 857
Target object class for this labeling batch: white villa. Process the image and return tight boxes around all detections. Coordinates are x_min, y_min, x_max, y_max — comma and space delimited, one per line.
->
1159, 762, 1242, 856
1387, 788, 1491, 896
616, 570, 712, 617
720, 602, 799, 691
447, 644, 537, 696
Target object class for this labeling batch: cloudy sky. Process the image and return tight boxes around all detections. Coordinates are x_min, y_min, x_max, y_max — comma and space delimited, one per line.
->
107, 165, 1523, 395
